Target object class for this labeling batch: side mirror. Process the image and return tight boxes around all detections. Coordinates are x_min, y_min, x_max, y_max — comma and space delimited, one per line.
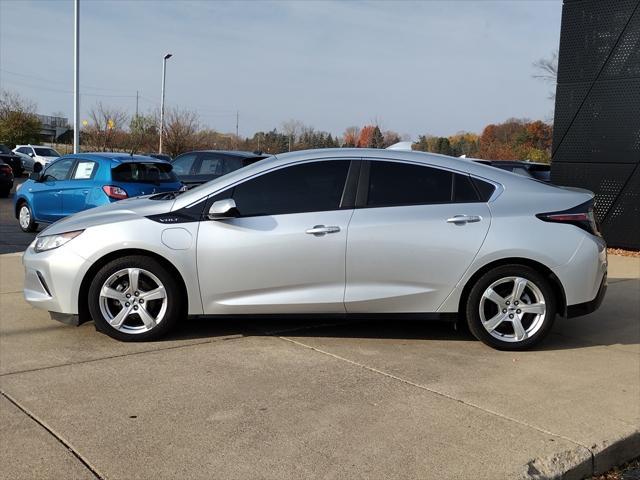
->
33, 162, 43, 173
29, 152, 35, 158
29, 172, 42, 181
207, 198, 238, 220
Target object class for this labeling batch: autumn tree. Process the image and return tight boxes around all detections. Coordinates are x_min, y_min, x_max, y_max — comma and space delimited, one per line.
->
0, 90, 41, 148
129, 111, 159, 153
342, 126, 360, 147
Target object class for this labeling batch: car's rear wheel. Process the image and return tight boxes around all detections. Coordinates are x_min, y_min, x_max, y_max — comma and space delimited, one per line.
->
88, 256, 183, 341
465, 265, 556, 350
18, 202, 38, 232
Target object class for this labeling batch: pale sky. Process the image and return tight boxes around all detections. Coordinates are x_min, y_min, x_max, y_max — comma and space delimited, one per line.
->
0, 0, 561, 138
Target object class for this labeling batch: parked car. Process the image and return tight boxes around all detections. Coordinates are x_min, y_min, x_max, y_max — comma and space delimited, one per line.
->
13, 145, 61, 170
14, 150, 38, 174
21, 149, 606, 350
14, 153, 183, 233
171, 150, 270, 188
0, 160, 14, 197
469, 159, 551, 182
144, 153, 172, 162
0, 144, 24, 176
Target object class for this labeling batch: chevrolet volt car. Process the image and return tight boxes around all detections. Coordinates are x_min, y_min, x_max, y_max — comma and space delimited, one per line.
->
22, 149, 607, 350
14, 153, 183, 232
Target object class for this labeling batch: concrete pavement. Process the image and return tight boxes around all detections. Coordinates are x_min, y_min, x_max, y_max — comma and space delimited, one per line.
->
0, 252, 638, 480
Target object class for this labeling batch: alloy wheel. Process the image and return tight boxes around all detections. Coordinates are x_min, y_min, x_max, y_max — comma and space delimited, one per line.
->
19, 206, 31, 230
479, 276, 546, 342
98, 267, 168, 334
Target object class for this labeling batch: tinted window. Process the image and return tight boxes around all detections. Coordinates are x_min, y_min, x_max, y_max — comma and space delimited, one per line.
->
471, 178, 496, 201
453, 174, 480, 203
112, 162, 177, 183
171, 153, 197, 175
221, 157, 244, 174
43, 158, 75, 181
0, 145, 10, 154
367, 161, 453, 207
232, 160, 350, 216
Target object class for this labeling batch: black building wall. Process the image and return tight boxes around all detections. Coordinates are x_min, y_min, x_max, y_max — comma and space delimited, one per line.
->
552, 0, 640, 249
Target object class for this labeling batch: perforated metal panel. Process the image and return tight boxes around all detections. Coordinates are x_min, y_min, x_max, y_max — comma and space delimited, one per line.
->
552, 0, 640, 249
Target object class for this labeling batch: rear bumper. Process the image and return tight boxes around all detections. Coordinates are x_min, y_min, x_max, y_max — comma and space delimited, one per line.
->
567, 272, 607, 318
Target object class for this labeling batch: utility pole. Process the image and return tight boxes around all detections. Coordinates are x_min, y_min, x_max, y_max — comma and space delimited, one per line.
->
236, 110, 239, 138
135, 90, 139, 118
159, 53, 172, 154
73, 0, 80, 153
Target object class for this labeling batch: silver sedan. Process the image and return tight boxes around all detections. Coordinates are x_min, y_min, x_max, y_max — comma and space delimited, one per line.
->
22, 149, 607, 350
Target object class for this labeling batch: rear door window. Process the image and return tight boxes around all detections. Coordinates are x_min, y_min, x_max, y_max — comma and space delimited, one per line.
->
367, 161, 453, 207
111, 162, 177, 183
72, 161, 98, 180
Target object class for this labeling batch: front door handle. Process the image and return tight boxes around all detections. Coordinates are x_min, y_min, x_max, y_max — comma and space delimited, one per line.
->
446, 215, 482, 224
306, 225, 341, 236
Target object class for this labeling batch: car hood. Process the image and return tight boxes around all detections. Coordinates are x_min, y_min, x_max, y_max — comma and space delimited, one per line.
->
40, 195, 176, 236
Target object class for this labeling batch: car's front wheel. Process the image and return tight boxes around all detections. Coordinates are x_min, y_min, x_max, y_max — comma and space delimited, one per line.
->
88, 256, 184, 341
18, 202, 38, 232
465, 265, 556, 350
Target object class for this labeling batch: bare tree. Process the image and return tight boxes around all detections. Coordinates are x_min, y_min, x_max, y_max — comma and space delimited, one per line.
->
84, 102, 129, 151
162, 108, 201, 157
342, 126, 360, 147
282, 119, 304, 151
533, 51, 558, 99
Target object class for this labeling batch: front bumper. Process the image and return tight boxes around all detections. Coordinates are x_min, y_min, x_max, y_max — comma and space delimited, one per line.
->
23, 242, 89, 316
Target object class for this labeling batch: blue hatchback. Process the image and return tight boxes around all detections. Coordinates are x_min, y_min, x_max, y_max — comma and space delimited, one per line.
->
14, 153, 183, 232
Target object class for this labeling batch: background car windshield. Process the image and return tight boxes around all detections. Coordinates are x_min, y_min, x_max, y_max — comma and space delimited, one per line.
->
111, 162, 177, 183
34, 148, 60, 157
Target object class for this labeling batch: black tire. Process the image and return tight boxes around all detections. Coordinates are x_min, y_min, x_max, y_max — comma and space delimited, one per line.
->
88, 255, 184, 341
0, 187, 9, 198
17, 201, 38, 232
465, 265, 556, 350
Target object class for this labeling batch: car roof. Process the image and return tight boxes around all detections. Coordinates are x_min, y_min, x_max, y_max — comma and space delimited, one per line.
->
177, 150, 267, 159
63, 152, 170, 164
173, 147, 554, 210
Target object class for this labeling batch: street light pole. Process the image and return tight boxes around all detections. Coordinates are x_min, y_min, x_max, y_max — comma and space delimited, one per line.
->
73, 0, 80, 153
159, 53, 172, 154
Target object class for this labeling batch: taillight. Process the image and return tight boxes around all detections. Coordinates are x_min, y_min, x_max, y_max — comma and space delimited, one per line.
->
537, 200, 601, 236
102, 185, 128, 200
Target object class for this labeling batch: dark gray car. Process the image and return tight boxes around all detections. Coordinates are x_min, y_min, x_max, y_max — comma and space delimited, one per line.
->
171, 150, 269, 188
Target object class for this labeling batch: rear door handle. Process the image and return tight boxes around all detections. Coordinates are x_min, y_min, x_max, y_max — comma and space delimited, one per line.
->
82, 190, 89, 195
446, 215, 482, 224
306, 225, 341, 236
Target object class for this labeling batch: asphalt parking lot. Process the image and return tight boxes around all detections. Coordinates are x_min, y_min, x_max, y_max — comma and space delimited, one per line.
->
0, 193, 638, 479
0, 178, 37, 254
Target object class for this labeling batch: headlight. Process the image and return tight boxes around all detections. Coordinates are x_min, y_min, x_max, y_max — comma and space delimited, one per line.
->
34, 230, 84, 253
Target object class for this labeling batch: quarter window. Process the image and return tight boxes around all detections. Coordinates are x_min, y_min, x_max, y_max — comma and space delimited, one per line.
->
232, 160, 350, 216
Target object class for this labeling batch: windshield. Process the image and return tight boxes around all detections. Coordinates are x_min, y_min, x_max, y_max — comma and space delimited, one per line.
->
34, 148, 61, 157
0, 145, 10, 154
111, 162, 178, 184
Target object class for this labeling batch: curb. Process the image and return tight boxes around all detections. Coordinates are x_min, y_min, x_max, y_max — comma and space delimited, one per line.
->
519, 430, 640, 479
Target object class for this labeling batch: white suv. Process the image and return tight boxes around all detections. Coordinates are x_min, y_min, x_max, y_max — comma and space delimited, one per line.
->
13, 145, 61, 170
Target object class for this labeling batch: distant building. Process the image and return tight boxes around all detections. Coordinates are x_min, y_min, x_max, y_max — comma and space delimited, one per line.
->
36, 114, 70, 142
552, 0, 640, 249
